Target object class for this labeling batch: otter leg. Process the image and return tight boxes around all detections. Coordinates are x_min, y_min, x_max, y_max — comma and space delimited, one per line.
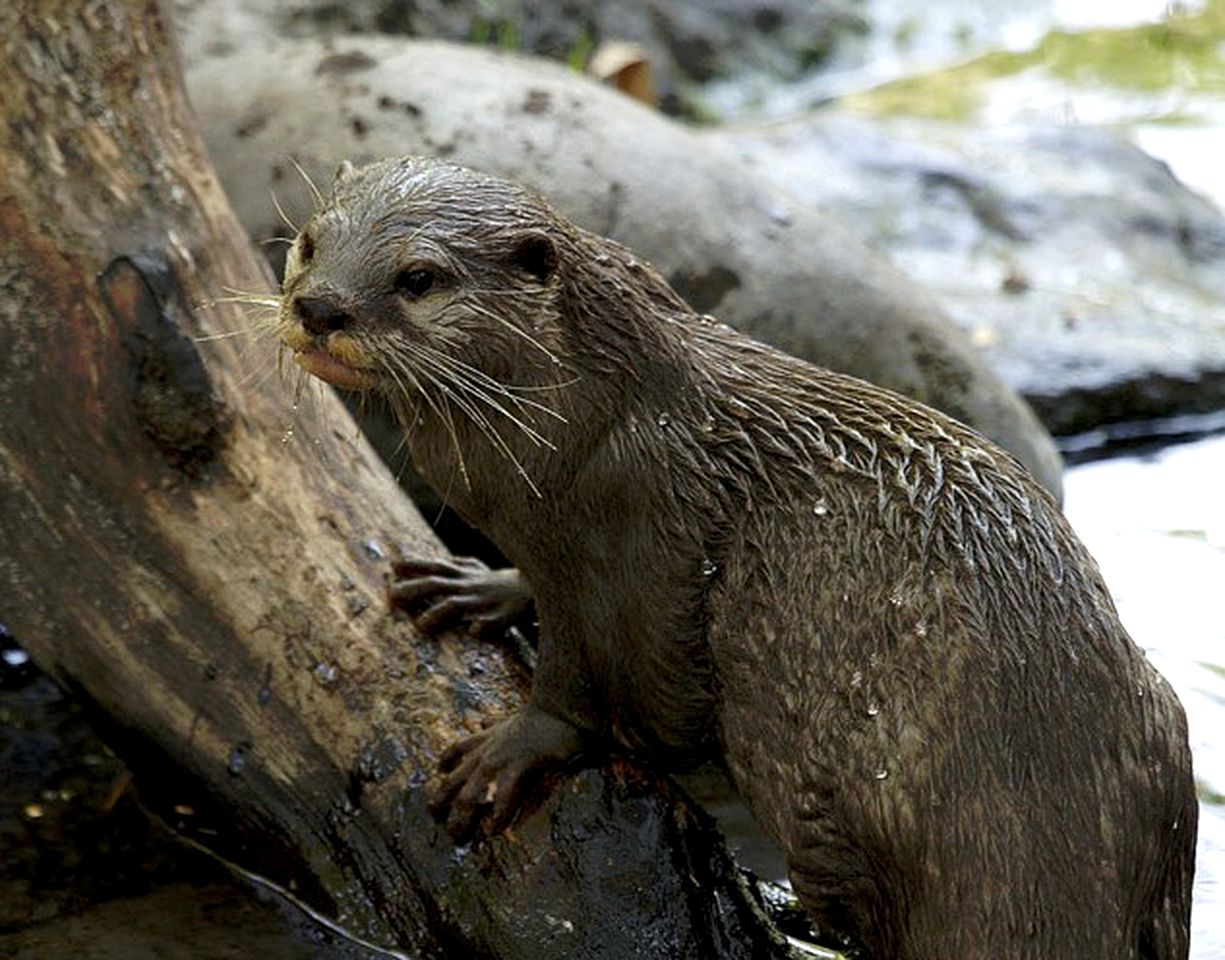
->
786, 820, 898, 959
389, 556, 534, 638
427, 706, 586, 841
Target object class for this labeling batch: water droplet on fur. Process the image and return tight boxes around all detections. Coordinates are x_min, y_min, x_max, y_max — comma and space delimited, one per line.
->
2, 648, 29, 668
889, 591, 903, 606
867, 703, 880, 717
873, 767, 889, 781
280, 425, 295, 445
700, 558, 718, 577
657, 412, 672, 428
913, 620, 928, 638
594, 253, 612, 266
813, 500, 829, 516
850, 670, 863, 688
698, 314, 717, 326
313, 662, 338, 684
701, 414, 716, 433
227, 745, 247, 775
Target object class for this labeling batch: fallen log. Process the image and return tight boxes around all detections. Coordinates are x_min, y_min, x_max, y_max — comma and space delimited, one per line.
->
0, 2, 796, 956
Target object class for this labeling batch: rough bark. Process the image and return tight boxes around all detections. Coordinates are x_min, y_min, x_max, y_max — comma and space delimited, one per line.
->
0, 2, 794, 957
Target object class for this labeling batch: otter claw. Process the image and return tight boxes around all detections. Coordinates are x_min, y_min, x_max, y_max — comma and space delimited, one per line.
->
427, 709, 585, 841
389, 556, 533, 638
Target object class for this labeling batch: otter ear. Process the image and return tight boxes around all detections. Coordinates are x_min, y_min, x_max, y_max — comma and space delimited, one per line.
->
509, 232, 557, 282
333, 160, 356, 185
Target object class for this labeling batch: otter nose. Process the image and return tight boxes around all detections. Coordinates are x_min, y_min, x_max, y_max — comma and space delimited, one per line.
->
294, 295, 352, 336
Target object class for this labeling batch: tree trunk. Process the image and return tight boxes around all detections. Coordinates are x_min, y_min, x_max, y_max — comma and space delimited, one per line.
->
0, 1, 794, 956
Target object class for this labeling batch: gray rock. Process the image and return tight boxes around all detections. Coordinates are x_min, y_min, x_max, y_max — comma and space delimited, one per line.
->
183, 33, 1063, 496
723, 113, 1225, 440
175, 0, 865, 117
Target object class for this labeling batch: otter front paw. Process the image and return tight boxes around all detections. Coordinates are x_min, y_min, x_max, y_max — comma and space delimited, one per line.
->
389, 556, 533, 638
428, 708, 585, 842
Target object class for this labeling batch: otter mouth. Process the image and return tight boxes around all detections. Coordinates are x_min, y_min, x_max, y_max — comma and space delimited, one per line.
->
291, 347, 381, 391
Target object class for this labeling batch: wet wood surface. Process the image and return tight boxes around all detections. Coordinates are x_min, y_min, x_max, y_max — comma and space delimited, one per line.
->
0, 2, 793, 956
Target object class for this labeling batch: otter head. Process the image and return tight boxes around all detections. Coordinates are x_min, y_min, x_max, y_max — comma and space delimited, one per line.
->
277, 157, 567, 405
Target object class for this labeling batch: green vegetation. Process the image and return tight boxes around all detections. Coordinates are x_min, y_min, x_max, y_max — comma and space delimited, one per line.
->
845, 0, 1225, 121
470, 0, 522, 51
566, 31, 596, 73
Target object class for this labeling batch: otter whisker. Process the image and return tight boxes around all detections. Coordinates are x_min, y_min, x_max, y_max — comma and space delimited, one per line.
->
288, 155, 325, 209
412, 342, 563, 442
482, 374, 583, 395
204, 299, 282, 314
410, 350, 556, 462
190, 293, 285, 390
384, 353, 471, 492
413, 340, 571, 419
270, 188, 299, 234
463, 298, 562, 367
399, 339, 544, 435
217, 285, 284, 304
440, 386, 543, 498
384, 361, 466, 514
392, 342, 544, 497
192, 328, 273, 343
394, 342, 522, 453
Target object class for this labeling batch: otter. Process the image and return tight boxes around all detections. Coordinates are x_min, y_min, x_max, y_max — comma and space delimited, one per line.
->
276, 157, 1196, 959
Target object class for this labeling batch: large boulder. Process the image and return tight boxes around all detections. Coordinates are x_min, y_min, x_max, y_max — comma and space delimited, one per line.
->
183, 32, 1063, 496
176, 0, 865, 117
725, 112, 1225, 443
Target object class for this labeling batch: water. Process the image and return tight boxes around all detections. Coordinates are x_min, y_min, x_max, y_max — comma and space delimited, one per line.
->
1065, 435, 1225, 958
708, 0, 1225, 210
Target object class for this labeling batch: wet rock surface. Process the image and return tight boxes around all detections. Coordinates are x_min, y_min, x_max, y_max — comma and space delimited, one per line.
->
0, 627, 183, 931
0, 627, 389, 958
394, 765, 806, 959
724, 112, 1225, 442
0, 882, 393, 960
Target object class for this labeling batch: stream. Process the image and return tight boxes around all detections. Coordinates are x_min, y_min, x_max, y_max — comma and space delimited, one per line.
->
1065, 436, 1225, 958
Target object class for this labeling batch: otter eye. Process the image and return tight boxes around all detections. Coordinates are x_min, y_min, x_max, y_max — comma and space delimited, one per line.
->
298, 232, 315, 262
395, 268, 436, 299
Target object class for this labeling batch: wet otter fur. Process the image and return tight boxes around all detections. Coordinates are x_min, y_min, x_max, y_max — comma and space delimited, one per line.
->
277, 157, 1196, 958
